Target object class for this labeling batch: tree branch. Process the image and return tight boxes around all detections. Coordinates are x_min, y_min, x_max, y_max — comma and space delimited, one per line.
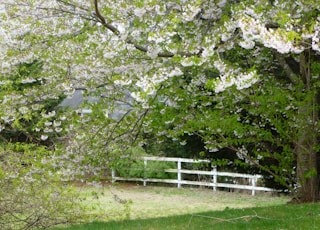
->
93, 0, 120, 35
188, 211, 273, 227
93, 0, 202, 58
300, 49, 311, 89
274, 52, 300, 84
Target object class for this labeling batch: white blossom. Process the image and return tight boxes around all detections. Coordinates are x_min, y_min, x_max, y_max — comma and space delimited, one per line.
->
179, 141, 187, 146
55, 127, 63, 133
239, 40, 255, 49
134, 8, 146, 18
146, 46, 161, 59
41, 135, 48, 141
45, 121, 52, 126
209, 147, 219, 152
53, 120, 61, 127
19, 106, 29, 115
168, 67, 183, 77
44, 128, 53, 133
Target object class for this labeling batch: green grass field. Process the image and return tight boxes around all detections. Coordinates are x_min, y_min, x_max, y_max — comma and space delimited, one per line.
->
72, 183, 289, 220
57, 203, 320, 230
52, 184, 320, 229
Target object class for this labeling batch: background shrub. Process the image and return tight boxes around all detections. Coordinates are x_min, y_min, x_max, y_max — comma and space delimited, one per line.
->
114, 147, 176, 179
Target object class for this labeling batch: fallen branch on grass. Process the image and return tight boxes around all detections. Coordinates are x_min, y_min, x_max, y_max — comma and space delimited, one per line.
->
187, 210, 273, 227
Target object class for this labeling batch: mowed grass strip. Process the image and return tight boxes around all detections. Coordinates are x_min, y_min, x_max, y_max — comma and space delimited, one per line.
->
56, 203, 320, 230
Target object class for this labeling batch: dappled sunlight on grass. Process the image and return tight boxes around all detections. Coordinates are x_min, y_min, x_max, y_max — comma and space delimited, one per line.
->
72, 183, 289, 222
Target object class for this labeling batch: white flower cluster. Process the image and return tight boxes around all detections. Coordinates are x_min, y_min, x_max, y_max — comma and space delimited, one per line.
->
213, 59, 259, 93
133, 7, 146, 18
182, 4, 202, 22
236, 146, 248, 160
237, 16, 304, 53
36, 112, 65, 141
311, 19, 320, 52
133, 67, 183, 101
146, 45, 162, 59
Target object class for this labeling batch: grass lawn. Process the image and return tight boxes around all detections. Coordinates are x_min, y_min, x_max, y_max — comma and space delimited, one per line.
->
57, 203, 320, 230
71, 183, 289, 221
53, 183, 306, 229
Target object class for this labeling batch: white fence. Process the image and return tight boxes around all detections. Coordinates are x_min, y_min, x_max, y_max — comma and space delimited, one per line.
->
112, 157, 276, 196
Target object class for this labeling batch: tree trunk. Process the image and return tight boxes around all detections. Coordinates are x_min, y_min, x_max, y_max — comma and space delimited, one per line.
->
295, 50, 320, 202
295, 117, 319, 202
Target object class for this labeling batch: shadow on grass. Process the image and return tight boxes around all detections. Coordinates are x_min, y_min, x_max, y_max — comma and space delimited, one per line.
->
56, 203, 320, 230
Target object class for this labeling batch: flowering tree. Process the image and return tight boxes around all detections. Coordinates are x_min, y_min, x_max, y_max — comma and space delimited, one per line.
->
0, 60, 81, 228
1, 0, 319, 203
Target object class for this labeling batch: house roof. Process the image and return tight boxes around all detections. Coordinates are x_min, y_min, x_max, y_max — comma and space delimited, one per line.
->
59, 90, 99, 108
59, 90, 132, 119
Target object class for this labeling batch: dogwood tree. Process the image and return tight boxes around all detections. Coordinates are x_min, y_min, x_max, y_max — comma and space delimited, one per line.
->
0, 0, 319, 202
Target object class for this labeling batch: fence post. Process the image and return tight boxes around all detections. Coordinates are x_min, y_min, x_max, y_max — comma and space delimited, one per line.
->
177, 159, 181, 188
143, 159, 147, 187
111, 169, 115, 183
251, 175, 257, 196
212, 166, 217, 191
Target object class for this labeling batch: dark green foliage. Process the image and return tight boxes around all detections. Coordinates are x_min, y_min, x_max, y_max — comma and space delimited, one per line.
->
143, 134, 206, 159
0, 61, 67, 147
9, 61, 43, 90
142, 51, 309, 191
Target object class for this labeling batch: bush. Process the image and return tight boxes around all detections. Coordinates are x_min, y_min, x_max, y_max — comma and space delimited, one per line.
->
114, 147, 176, 179
0, 143, 82, 230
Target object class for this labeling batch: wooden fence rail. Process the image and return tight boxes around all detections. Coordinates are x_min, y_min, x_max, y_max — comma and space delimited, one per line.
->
111, 157, 276, 196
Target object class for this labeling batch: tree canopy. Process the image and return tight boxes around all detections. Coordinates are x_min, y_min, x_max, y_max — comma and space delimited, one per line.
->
1, 0, 320, 203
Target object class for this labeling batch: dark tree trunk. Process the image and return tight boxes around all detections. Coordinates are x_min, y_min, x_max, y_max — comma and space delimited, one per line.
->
295, 116, 319, 202
276, 50, 320, 202
295, 50, 320, 202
